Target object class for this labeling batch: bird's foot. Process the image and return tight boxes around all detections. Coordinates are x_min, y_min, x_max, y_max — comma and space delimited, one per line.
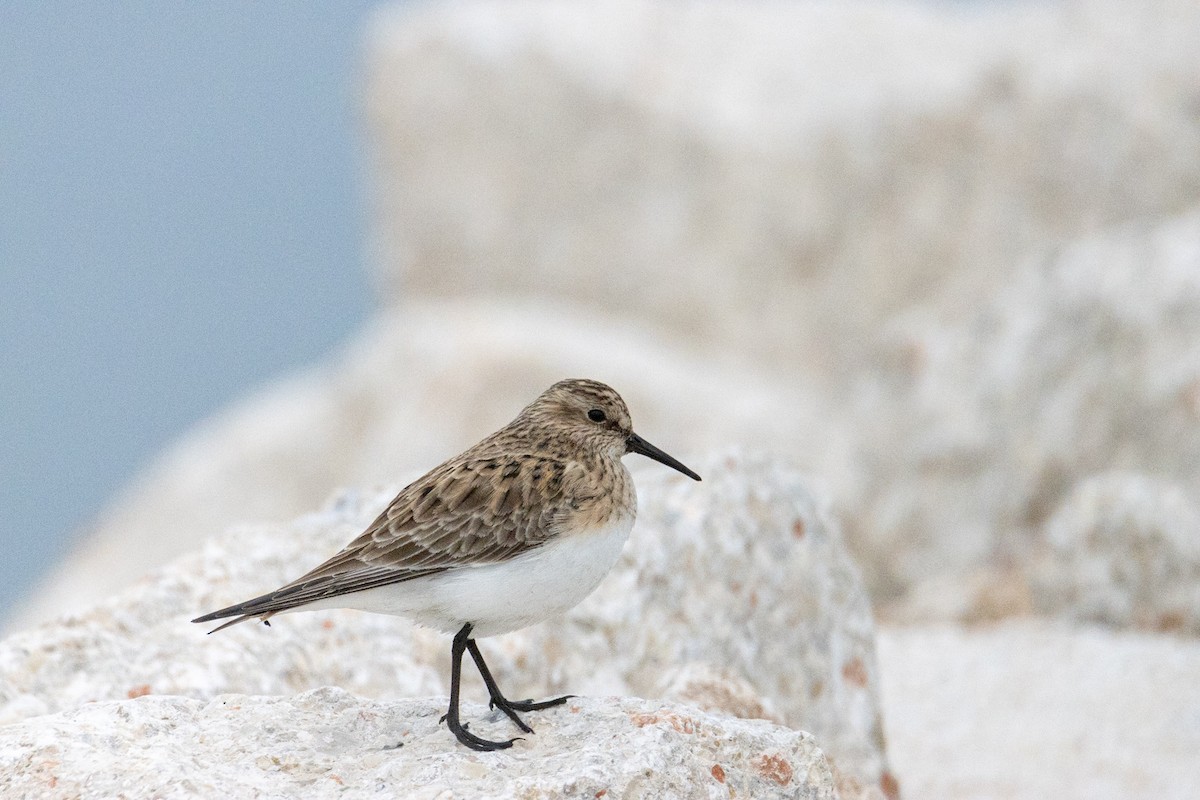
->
487, 698, 535, 733
496, 694, 573, 713
441, 710, 522, 751
443, 715, 521, 751
484, 693, 573, 733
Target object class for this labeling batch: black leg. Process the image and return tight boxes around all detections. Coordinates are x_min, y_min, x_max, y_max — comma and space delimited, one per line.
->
440, 623, 520, 751
465, 639, 573, 731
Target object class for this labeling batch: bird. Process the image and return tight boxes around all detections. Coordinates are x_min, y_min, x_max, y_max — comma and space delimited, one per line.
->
193, 378, 702, 751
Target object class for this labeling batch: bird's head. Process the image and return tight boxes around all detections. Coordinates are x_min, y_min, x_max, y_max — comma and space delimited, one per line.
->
521, 378, 701, 481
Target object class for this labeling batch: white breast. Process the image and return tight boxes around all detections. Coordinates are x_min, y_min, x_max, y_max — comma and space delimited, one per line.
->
297, 515, 635, 638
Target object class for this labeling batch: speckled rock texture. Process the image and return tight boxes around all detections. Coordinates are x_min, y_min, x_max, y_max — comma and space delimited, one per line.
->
1030, 473, 1200, 634
878, 622, 1200, 800
0, 453, 892, 795
862, 210, 1200, 609
0, 691, 836, 799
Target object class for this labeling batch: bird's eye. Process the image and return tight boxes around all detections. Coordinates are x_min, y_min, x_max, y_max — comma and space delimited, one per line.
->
587, 409, 607, 423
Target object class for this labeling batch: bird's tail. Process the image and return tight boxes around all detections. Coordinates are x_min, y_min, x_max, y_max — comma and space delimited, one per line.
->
192, 601, 277, 634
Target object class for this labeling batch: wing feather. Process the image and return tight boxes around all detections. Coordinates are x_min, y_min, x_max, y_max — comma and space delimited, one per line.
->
192, 453, 571, 624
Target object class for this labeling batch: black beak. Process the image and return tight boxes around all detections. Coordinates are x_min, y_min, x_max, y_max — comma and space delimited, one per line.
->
626, 433, 702, 481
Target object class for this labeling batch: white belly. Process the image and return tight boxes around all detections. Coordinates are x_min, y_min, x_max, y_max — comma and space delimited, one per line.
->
295, 516, 634, 637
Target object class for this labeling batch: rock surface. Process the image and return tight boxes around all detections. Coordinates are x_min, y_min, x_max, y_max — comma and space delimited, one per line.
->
1031, 473, 1200, 634
0, 691, 836, 799
878, 622, 1200, 800
861, 208, 1200, 607
0, 453, 892, 794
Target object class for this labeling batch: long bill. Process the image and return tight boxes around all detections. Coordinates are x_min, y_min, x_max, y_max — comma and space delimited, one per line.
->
626, 433, 702, 481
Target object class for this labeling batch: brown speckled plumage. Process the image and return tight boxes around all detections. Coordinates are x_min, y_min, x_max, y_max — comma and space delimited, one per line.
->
195, 379, 647, 628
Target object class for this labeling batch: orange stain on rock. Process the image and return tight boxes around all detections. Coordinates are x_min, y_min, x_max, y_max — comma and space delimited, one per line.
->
792, 519, 806, 539
126, 685, 152, 699
630, 710, 698, 734
711, 764, 726, 783
841, 657, 869, 688
1156, 611, 1185, 633
751, 753, 793, 786
880, 770, 901, 800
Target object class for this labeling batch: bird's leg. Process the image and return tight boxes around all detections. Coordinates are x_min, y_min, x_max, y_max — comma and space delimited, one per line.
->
463, 639, 533, 733
465, 639, 573, 730
440, 623, 520, 751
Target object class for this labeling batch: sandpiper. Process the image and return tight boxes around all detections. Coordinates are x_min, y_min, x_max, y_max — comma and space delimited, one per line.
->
193, 378, 701, 751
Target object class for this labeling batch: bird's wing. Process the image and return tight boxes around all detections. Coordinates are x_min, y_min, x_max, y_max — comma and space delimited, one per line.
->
192, 453, 574, 624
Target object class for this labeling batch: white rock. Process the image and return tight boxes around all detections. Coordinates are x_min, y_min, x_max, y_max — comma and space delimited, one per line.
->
0, 691, 836, 799
860, 209, 1200, 605
1031, 473, 1200, 634
878, 622, 1200, 800
0, 452, 892, 793
365, 0, 1200, 372
658, 662, 782, 725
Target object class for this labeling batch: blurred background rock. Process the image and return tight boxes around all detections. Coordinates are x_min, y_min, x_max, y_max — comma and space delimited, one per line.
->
4, 1, 1200, 797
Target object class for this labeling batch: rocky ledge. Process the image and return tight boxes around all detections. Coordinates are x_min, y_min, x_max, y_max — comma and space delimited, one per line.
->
0, 453, 890, 799
0, 690, 835, 799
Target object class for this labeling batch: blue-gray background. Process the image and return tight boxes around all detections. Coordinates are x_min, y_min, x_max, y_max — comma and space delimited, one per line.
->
0, 4, 393, 616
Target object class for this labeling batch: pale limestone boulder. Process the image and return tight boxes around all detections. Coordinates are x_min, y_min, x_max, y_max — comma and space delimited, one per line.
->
0, 691, 836, 799
1031, 473, 1200, 634
8, 301, 837, 631
0, 453, 892, 794
878, 622, 1200, 800
860, 209, 1200, 606
365, 0, 1200, 372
